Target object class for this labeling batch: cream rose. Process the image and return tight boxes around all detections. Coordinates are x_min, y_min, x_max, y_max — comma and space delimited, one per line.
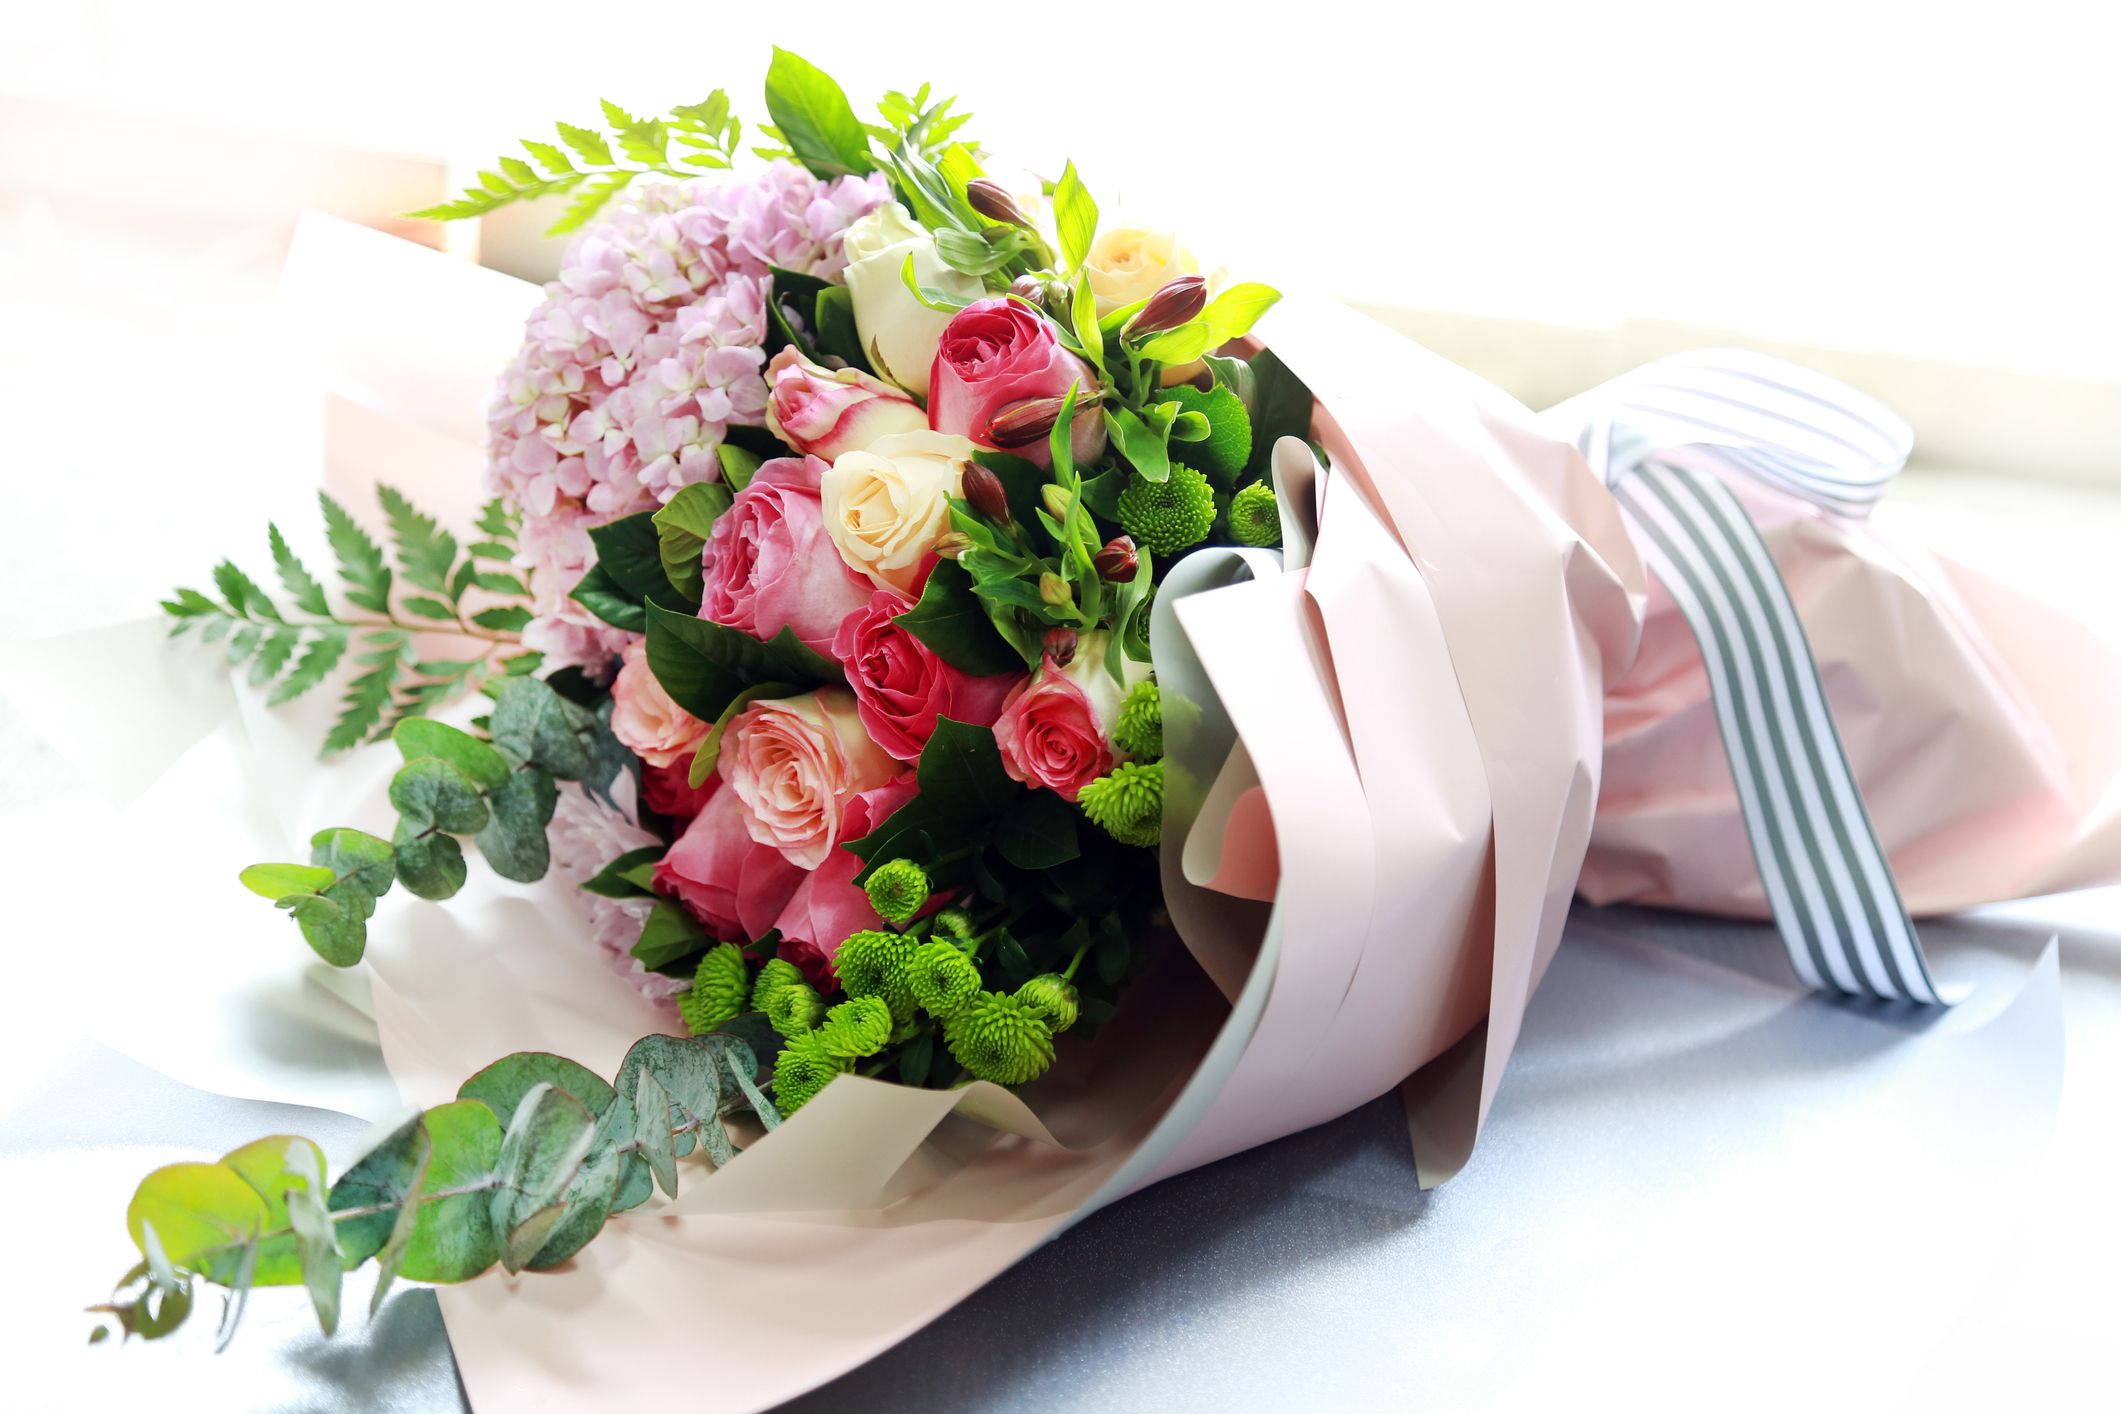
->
719, 689, 901, 870
1082, 226, 1200, 316
821, 429, 978, 594
840, 202, 981, 399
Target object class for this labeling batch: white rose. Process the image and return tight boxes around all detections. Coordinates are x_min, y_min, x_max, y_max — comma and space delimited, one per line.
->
821, 430, 979, 593
1082, 226, 1200, 316
840, 203, 981, 399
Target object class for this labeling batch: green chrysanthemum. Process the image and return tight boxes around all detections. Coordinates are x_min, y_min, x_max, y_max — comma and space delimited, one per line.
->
1117, 462, 1216, 556
863, 858, 930, 927
1164, 382, 1252, 484
1015, 974, 1081, 1034
1227, 482, 1282, 548
766, 981, 826, 1039
943, 991, 1057, 1086
1078, 760, 1164, 848
1111, 680, 1163, 760
818, 995, 893, 1059
909, 940, 981, 1019
678, 943, 751, 1037
770, 1030, 848, 1114
835, 928, 919, 1022
750, 956, 805, 1016
930, 908, 976, 943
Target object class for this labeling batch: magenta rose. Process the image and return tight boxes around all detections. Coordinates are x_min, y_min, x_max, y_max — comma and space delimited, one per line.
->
699, 454, 872, 657
652, 778, 806, 942
992, 638, 1137, 801
832, 590, 1020, 761
928, 297, 1106, 470
764, 346, 928, 461
771, 777, 917, 973
641, 760, 715, 822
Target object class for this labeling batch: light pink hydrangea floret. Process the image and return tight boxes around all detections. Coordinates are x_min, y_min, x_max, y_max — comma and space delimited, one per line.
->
486, 163, 889, 672
548, 781, 682, 1003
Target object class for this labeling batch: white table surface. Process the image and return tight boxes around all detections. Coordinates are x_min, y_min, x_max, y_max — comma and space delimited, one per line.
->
3, 201, 2117, 1414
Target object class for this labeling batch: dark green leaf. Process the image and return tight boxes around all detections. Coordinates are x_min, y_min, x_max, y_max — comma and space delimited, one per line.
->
581, 845, 665, 899
319, 491, 392, 614
488, 1083, 597, 1273
585, 511, 675, 604
996, 791, 1081, 870
268, 524, 331, 616
643, 600, 838, 722
653, 481, 732, 604
377, 485, 459, 593
478, 768, 558, 883
284, 893, 365, 966
389, 757, 492, 835
630, 899, 707, 972
488, 677, 592, 779
310, 827, 396, 899
393, 718, 511, 791
568, 562, 646, 633
392, 827, 467, 901
894, 560, 1027, 675
326, 1112, 431, 1267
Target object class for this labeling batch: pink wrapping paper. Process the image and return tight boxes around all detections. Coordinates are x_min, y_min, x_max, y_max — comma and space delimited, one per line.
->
280, 215, 1650, 1410
1580, 472, 2121, 918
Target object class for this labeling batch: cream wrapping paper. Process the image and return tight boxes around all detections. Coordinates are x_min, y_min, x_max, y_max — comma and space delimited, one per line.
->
1579, 466, 2121, 921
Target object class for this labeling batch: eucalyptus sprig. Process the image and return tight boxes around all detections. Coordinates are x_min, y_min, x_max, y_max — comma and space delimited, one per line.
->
90, 1026, 781, 1351
164, 491, 543, 754
242, 679, 626, 967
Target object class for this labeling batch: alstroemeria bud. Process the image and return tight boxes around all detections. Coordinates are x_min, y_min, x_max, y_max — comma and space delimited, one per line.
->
967, 179, 1031, 228
1008, 274, 1068, 314
1041, 626, 1079, 667
1038, 572, 1074, 609
984, 396, 1067, 449
1041, 484, 1074, 521
1093, 535, 1139, 582
1130, 275, 1209, 337
933, 530, 972, 560
961, 462, 1012, 525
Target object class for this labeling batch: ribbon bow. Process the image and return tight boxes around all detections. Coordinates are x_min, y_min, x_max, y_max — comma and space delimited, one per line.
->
1558, 351, 1952, 1004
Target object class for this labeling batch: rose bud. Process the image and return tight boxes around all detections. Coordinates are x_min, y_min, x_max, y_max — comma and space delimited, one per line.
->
1041, 484, 1074, 521
1038, 572, 1074, 609
967, 179, 1031, 228
1129, 275, 1209, 337
1093, 535, 1139, 582
961, 461, 1013, 525
1042, 627, 1079, 668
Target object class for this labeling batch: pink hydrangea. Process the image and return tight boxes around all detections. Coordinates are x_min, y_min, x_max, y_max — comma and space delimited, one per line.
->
486, 164, 890, 671
547, 781, 682, 1004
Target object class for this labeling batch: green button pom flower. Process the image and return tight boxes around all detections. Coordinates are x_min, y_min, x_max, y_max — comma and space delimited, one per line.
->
679, 942, 751, 1037
1078, 760, 1164, 848
1227, 482, 1281, 548
1015, 974, 1080, 1034
1117, 462, 1216, 556
863, 858, 931, 927
835, 928, 919, 1023
909, 940, 981, 1020
771, 1030, 848, 1114
750, 956, 805, 1016
818, 996, 893, 1059
943, 991, 1057, 1086
1111, 680, 1163, 760
766, 980, 826, 1039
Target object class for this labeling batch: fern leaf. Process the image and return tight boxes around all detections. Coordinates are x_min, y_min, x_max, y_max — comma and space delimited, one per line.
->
249, 627, 302, 685
267, 524, 331, 616
556, 121, 613, 167
319, 491, 392, 613
376, 485, 458, 594
270, 630, 349, 706
521, 139, 574, 176
213, 560, 281, 623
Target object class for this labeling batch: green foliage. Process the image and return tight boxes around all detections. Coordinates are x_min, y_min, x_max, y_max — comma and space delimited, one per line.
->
1164, 381, 1254, 484
407, 91, 744, 235
762, 48, 877, 181
652, 482, 732, 604
893, 560, 1025, 676
643, 600, 840, 724
1051, 161, 1098, 272
164, 491, 537, 756
95, 1028, 778, 1348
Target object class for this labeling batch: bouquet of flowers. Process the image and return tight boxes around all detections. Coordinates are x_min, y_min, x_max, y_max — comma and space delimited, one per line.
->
78, 47, 2121, 1411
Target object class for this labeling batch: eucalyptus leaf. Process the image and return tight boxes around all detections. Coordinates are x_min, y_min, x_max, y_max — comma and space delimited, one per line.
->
327, 1111, 431, 1267
389, 757, 491, 836
395, 1101, 500, 1283
489, 1084, 597, 1274
489, 677, 592, 779
238, 863, 335, 901
284, 893, 366, 966
394, 719, 511, 792
392, 827, 467, 902
286, 1186, 342, 1336
478, 768, 558, 883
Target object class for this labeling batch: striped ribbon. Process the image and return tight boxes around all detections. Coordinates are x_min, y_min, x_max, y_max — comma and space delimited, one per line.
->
1564, 351, 1951, 1004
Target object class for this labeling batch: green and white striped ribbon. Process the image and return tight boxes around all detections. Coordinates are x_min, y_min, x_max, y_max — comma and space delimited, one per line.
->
1568, 352, 1953, 1004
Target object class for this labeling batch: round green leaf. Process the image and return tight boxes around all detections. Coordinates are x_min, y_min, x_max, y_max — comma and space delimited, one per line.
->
238, 863, 336, 900
389, 757, 491, 836
128, 1164, 269, 1274
393, 828, 467, 901
399, 1100, 503, 1283
393, 719, 512, 792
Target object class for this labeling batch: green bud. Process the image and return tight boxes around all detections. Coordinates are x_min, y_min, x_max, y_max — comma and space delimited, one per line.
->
1039, 572, 1074, 609
1111, 680, 1163, 759
863, 858, 931, 927
678, 943, 750, 1036
1015, 974, 1081, 1033
1041, 484, 1074, 521
1078, 760, 1164, 848
766, 981, 826, 1039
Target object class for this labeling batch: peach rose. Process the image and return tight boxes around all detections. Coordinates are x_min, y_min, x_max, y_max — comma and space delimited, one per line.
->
609, 638, 709, 769
820, 430, 978, 595
719, 688, 902, 868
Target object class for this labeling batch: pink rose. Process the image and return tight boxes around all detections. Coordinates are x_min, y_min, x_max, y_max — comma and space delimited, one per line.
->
764, 346, 928, 461
652, 778, 806, 942
641, 760, 715, 822
699, 455, 873, 657
928, 298, 1106, 470
832, 590, 1020, 761
771, 777, 917, 972
609, 638, 710, 769
720, 688, 903, 869
992, 635, 1135, 801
